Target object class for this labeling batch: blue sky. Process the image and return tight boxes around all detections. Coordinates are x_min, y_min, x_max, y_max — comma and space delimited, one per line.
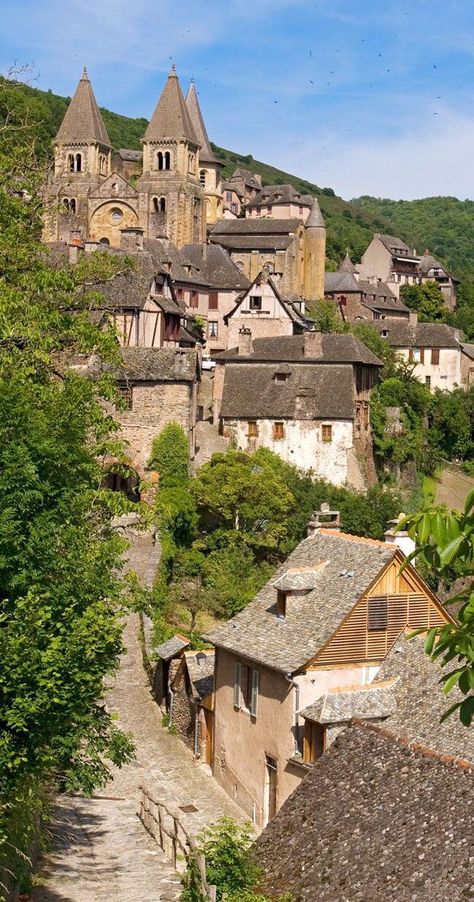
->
2, 0, 474, 200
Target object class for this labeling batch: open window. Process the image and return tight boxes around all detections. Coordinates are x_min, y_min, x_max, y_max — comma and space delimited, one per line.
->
303, 721, 326, 764
249, 295, 262, 311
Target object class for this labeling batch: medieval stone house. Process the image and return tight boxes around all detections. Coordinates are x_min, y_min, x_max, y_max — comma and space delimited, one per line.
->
213, 331, 382, 488
205, 524, 452, 828
372, 316, 464, 390
324, 252, 410, 322
224, 272, 307, 348
246, 184, 314, 221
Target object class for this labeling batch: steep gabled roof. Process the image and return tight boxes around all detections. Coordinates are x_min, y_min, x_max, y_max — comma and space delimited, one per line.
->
372, 320, 460, 348
181, 243, 251, 290
324, 271, 361, 294
254, 721, 474, 901
206, 532, 397, 673
305, 197, 325, 229
224, 273, 306, 327
185, 81, 220, 164
375, 233, 414, 256
338, 250, 357, 273
143, 67, 198, 144
216, 333, 382, 367
55, 68, 111, 146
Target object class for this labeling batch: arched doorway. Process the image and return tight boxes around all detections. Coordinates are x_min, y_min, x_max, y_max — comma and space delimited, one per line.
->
102, 465, 140, 502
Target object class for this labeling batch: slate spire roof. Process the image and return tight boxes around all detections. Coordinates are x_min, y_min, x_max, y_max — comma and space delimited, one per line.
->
339, 250, 357, 273
143, 66, 198, 144
185, 80, 220, 164
55, 68, 111, 147
305, 196, 325, 229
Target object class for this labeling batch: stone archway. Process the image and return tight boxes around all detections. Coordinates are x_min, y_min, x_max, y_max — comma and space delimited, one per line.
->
90, 201, 139, 248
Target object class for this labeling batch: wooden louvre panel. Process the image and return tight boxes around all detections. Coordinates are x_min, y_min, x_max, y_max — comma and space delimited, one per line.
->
208, 291, 218, 310
368, 596, 388, 631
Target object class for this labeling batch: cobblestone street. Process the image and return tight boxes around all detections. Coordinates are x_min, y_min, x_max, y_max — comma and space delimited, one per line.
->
33, 532, 243, 901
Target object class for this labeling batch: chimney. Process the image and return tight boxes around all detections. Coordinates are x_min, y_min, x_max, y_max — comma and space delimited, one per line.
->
408, 311, 418, 326
238, 327, 253, 357
307, 503, 341, 536
384, 514, 416, 557
68, 231, 84, 264
307, 512, 321, 537
202, 240, 208, 262
254, 173, 262, 186
120, 227, 144, 252
303, 330, 323, 358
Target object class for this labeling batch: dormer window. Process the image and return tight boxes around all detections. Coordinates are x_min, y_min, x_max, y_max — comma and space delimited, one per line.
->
276, 590, 286, 618
249, 296, 262, 311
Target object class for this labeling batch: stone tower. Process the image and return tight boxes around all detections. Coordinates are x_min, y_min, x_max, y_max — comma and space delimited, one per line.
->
185, 80, 223, 225
138, 66, 205, 248
303, 197, 326, 301
43, 68, 113, 242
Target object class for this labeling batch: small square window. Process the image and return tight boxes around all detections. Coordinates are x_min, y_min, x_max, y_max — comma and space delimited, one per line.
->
321, 424, 332, 443
249, 296, 262, 311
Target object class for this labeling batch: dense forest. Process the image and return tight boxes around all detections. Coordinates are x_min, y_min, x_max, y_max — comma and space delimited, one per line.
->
4, 76, 474, 288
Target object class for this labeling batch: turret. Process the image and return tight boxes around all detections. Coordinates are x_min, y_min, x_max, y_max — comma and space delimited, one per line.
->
303, 197, 326, 301
185, 80, 223, 224
53, 68, 112, 179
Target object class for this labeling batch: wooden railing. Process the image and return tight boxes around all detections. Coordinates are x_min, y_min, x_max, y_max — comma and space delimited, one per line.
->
139, 782, 216, 901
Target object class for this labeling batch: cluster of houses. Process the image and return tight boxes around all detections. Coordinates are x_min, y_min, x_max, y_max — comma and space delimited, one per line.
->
44, 68, 474, 897
44, 65, 473, 495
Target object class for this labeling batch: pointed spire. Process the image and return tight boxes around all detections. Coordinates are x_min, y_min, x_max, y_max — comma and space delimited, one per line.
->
143, 69, 197, 143
339, 250, 357, 273
185, 80, 219, 164
306, 197, 326, 229
55, 68, 111, 146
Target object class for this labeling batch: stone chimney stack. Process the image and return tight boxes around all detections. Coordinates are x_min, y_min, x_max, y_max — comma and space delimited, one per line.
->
408, 311, 418, 326
68, 231, 84, 264
303, 330, 323, 358
238, 327, 253, 357
120, 227, 144, 252
384, 514, 416, 557
307, 503, 341, 536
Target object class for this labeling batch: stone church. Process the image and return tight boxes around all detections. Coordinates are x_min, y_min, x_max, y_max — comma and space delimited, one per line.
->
43, 66, 223, 249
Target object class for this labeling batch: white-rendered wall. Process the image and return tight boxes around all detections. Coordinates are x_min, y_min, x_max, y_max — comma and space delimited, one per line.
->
233, 419, 353, 485
396, 347, 462, 391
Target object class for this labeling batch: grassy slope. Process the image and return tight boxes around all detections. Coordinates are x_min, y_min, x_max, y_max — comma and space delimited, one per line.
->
9, 79, 473, 278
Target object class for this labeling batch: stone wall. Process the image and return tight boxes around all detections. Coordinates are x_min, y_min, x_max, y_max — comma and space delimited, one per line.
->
118, 381, 194, 472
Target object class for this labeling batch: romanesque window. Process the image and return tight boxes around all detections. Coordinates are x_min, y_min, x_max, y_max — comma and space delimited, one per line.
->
99, 237, 110, 245
157, 151, 170, 171
159, 197, 166, 212
75, 153, 82, 172
153, 197, 159, 212
157, 152, 163, 170
68, 154, 74, 172
110, 208, 123, 224
70, 198, 76, 214
199, 169, 206, 186
62, 197, 69, 211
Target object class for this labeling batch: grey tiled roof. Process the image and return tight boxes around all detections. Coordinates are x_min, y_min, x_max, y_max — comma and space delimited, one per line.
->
144, 68, 197, 143
143, 239, 208, 286
155, 635, 190, 660
358, 279, 408, 313
338, 251, 357, 273
216, 333, 382, 366
185, 81, 219, 165
55, 68, 111, 146
372, 320, 460, 348
376, 233, 414, 255
461, 342, 474, 360
300, 683, 397, 723
418, 253, 449, 276
228, 168, 262, 190
118, 148, 142, 161
119, 347, 198, 382
181, 243, 251, 290
185, 650, 215, 701
248, 184, 313, 208
206, 532, 396, 673
254, 722, 474, 901
305, 197, 325, 228
211, 218, 302, 236
378, 635, 474, 763
220, 363, 354, 420
324, 271, 361, 293
211, 234, 294, 252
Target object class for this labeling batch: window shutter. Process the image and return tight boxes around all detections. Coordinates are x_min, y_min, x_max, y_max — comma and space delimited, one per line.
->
250, 669, 259, 718
234, 662, 241, 709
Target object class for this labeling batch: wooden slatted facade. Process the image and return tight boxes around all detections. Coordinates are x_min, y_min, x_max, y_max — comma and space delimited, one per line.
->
309, 553, 449, 669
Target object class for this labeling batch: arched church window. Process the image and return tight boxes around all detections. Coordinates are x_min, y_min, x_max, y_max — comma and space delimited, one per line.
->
70, 198, 76, 214
68, 154, 74, 172
199, 169, 206, 186
75, 153, 82, 172
164, 151, 171, 170
100, 237, 110, 245
62, 197, 69, 211
157, 152, 164, 170
152, 197, 159, 213
159, 197, 166, 213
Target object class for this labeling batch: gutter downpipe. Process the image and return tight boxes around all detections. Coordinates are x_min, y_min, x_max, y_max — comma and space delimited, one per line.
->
285, 672, 300, 754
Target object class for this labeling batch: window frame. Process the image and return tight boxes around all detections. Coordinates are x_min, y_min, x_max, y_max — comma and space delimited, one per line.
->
321, 423, 333, 444
249, 295, 262, 311
247, 420, 258, 438
273, 421, 285, 441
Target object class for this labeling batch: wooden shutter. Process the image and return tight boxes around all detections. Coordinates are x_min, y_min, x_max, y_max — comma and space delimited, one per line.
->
208, 291, 218, 310
368, 595, 388, 631
250, 669, 259, 718
431, 348, 440, 365
233, 662, 241, 709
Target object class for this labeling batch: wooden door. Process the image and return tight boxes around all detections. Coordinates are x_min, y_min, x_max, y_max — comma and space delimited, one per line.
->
204, 708, 214, 767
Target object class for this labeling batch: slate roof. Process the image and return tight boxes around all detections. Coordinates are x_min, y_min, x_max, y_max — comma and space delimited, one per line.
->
375, 233, 414, 256
119, 347, 197, 382
155, 635, 190, 660
324, 271, 362, 294
185, 81, 219, 165
143, 67, 197, 144
211, 234, 294, 252
357, 280, 409, 313
118, 148, 142, 162
372, 320, 460, 348
228, 168, 262, 190
206, 532, 397, 673
254, 721, 474, 902
247, 184, 313, 209
143, 239, 207, 286
461, 342, 474, 360
418, 252, 449, 276
181, 243, 251, 290
300, 682, 397, 723
305, 197, 326, 229
339, 251, 357, 273
184, 650, 215, 701
211, 218, 302, 236
216, 333, 382, 366
55, 68, 111, 146
378, 635, 474, 763
220, 363, 354, 420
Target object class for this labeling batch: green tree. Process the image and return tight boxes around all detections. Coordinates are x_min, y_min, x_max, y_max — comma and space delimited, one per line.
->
401, 493, 474, 725
400, 281, 447, 322
148, 422, 190, 488
306, 299, 346, 332
0, 80, 135, 890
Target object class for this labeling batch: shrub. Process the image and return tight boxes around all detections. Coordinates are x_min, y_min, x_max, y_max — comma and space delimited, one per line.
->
148, 423, 189, 488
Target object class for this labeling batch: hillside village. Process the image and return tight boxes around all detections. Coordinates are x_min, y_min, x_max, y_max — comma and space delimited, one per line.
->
1, 64, 473, 902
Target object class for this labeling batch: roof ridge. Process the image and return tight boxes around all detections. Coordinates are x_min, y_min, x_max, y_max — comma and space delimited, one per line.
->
318, 528, 396, 548
185, 80, 219, 164
144, 69, 198, 143
350, 718, 474, 772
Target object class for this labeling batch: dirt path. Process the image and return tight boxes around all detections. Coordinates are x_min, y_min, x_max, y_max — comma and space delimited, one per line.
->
33, 532, 243, 901
435, 467, 474, 511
